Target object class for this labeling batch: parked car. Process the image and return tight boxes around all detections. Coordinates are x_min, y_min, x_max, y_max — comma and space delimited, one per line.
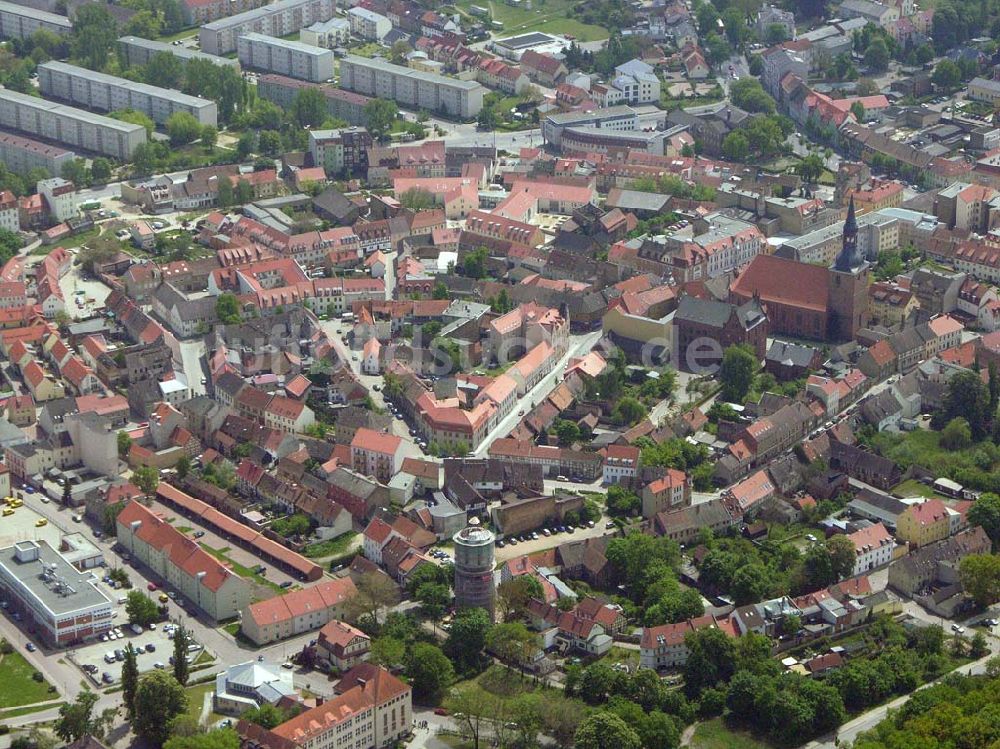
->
25, 642, 35, 652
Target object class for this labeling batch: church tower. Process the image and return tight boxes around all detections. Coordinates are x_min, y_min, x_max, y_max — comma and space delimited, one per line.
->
828, 196, 869, 341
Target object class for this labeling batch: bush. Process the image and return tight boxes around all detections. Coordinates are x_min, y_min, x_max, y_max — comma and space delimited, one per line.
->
0, 638, 13, 654
32, 671, 43, 682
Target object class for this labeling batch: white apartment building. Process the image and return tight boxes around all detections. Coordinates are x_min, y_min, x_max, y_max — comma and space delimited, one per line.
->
347, 7, 392, 42
300, 18, 350, 48
0, 131, 76, 177
199, 0, 337, 55
38, 177, 77, 223
0, 88, 147, 161
339, 55, 485, 119
604, 59, 661, 105
0, 1, 72, 40
847, 522, 895, 576
0, 189, 18, 232
237, 33, 335, 83
38, 61, 218, 127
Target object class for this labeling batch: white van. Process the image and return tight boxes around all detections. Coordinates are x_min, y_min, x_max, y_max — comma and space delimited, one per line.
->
117, 596, 127, 605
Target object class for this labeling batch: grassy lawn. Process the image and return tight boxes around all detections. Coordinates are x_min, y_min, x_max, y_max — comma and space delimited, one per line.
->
893, 479, 938, 498
690, 719, 774, 749
182, 681, 216, 724
349, 42, 384, 58
0, 701, 66, 719
303, 531, 358, 559
157, 28, 199, 43
222, 622, 240, 637
176, 526, 193, 534
199, 544, 283, 593
0, 651, 57, 708
451, 0, 609, 40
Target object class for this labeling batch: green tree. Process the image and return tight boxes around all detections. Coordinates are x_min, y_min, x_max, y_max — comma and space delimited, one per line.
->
863, 38, 890, 71
173, 624, 190, 685
405, 643, 454, 701
444, 607, 492, 672
486, 622, 538, 672
960, 554, 1000, 608
133, 670, 188, 746
370, 636, 406, 669
720, 344, 757, 402
968, 493, 1000, 549
729, 78, 776, 114
54, 691, 104, 743
290, 87, 329, 128
941, 417, 973, 450
463, 246, 489, 279
72, 4, 118, 69
938, 369, 991, 440
122, 643, 139, 718
216, 292, 241, 324
415, 582, 451, 619
90, 158, 112, 184
605, 485, 640, 517
574, 712, 641, 749
201, 126, 218, 151
364, 99, 399, 140
554, 419, 581, 446
722, 130, 750, 162
164, 729, 239, 749
932, 58, 962, 90
111, 109, 156, 138
258, 130, 282, 156
827, 533, 857, 581
126, 590, 159, 627
432, 281, 448, 300
176, 455, 191, 479
118, 431, 132, 459
496, 575, 544, 622
234, 178, 254, 205
399, 187, 435, 211
612, 396, 645, 426
145, 51, 184, 89
797, 153, 825, 184
132, 466, 159, 494
241, 704, 291, 730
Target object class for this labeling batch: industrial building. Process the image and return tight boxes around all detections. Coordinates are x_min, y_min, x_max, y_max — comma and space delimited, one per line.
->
257, 74, 371, 126
237, 33, 334, 83
0, 130, 76, 177
38, 61, 218, 128
0, 88, 147, 161
339, 55, 485, 119
452, 517, 495, 617
0, 540, 113, 647
118, 35, 240, 70
0, 1, 72, 40
199, 0, 336, 55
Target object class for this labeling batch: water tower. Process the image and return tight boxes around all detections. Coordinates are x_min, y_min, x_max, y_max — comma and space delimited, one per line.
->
452, 517, 496, 619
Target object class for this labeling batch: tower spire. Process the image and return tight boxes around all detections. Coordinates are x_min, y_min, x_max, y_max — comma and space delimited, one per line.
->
835, 196, 860, 272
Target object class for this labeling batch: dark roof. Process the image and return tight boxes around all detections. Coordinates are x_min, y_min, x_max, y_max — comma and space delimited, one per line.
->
675, 295, 766, 330
765, 340, 819, 368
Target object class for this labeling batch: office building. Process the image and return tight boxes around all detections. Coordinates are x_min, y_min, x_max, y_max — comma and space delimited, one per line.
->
237, 33, 334, 83
347, 7, 391, 42
0, 1, 71, 40
542, 106, 638, 147
0, 130, 75, 177
0, 88, 147, 161
0, 540, 113, 647
38, 61, 218, 128
258, 74, 371, 126
339, 55, 485, 119
118, 35, 240, 70
453, 518, 495, 617
309, 127, 372, 175
199, 0, 336, 55
300, 17, 350, 49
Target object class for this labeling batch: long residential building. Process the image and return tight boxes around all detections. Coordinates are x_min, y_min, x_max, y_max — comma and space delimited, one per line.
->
199, 0, 336, 55
0, 88, 147, 160
118, 35, 241, 70
258, 74, 372, 126
0, 130, 76, 177
116, 501, 253, 621
0, 540, 113, 647
38, 61, 218, 128
339, 55, 485, 119
240, 577, 358, 645
0, 1, 72, 40
237, 33, 334, 83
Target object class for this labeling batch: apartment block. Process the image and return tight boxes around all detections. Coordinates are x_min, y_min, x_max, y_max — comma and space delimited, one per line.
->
180, 0, 267, 25
0, 130, 75, 177
309, 127, 373, 175
258, 74, 371, 126
0, 89, 147, 161
0, 1, 71, 40
300, 17, 350, 48
118, 35, 241, 70
38, 61, 218, 128
339, 55, 485, 119
347, 7, 392, 42
199, 0, 336, 55
237, 33, 334, 83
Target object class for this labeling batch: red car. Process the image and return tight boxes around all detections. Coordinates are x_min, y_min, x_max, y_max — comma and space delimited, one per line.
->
147, 582, 157, 591
434, 708, 448, 716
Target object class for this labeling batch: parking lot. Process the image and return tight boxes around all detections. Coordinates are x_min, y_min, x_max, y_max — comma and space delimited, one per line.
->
0, 500, 65, 549
70, 621, 203, 687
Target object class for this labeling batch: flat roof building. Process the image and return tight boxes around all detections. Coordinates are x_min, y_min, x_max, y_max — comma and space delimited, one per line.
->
38, 61, 218, 128
0, 129, 76, 177
339, 55, 485, 119
0, 1, 72, 40
0, 539, 113, 647
237, 33, 334, 83
199, 0, 337, 55
258, 74, 372, 126
542, 106, 638, 147
118, 35, 241, 70
0, 88, 147, 161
